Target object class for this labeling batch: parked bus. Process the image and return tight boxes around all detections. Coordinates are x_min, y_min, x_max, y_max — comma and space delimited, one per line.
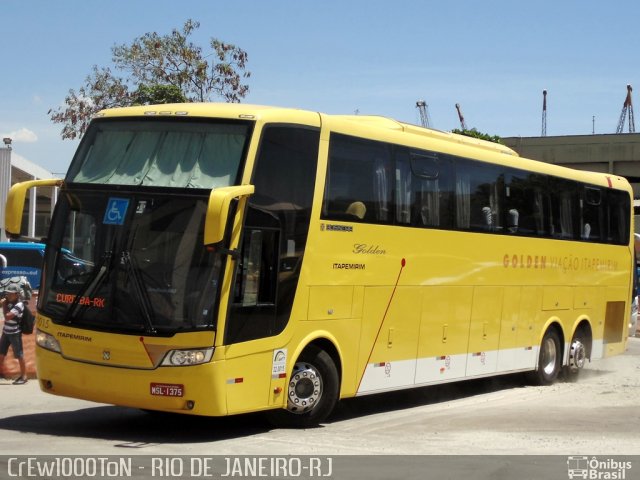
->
5, 103, 634, 427
0, 241, 45, 290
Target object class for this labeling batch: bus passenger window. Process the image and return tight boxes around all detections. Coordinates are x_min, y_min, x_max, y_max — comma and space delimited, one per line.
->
456, 159, 503, 232
395, 149, 453, 229
323, 133, 393, 224
504, 171, 547, 236
412, 152, 453, 228
549, 178, 579, 240
606, 190, 630, 244
581, 187, 603, 242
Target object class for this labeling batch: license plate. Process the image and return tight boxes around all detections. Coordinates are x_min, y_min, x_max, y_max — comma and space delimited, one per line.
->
150, 383, 184, 397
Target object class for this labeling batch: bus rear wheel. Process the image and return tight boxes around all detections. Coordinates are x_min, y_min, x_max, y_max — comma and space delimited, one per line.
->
530, 328, 562, 385
563, 329, 588, 381
266, 345, 339, 428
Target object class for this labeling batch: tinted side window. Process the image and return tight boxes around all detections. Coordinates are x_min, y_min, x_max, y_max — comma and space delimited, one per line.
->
549, 178, 580, 240
580, 187, 604, 241
606, 189, 631, 245
321, 132, 630, 246
323, 134, 393, 224
455, 159, 504, 231
505, 171, 548, 236
395, 149, 454, 228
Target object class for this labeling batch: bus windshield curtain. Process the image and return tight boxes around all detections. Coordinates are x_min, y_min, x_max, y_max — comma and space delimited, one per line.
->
71, 127, 246, 189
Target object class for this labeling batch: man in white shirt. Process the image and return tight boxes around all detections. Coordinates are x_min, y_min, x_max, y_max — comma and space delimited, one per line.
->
0, 284, 27, 384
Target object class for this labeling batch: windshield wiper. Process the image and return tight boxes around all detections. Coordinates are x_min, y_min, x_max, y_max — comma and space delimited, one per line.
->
121, 250, 157, 334
63, 250, 112, 324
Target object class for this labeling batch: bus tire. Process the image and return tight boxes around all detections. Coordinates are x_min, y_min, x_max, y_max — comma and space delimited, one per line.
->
529, 328, 562, 385
266, 345, 339, 428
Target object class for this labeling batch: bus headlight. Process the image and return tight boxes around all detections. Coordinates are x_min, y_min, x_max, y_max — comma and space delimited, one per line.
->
36, 330, 62, 353
161, 348, 214, 366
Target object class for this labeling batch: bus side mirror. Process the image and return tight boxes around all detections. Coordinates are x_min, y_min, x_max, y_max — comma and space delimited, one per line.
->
204, 185, 255, 246
5, 179, 63, 238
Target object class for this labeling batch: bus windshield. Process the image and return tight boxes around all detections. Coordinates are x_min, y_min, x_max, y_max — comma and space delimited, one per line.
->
40, 117, 254, 334
41, 188, 223, 334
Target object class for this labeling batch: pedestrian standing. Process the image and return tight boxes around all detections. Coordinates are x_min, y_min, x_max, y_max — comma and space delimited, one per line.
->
0, 284, 28, 384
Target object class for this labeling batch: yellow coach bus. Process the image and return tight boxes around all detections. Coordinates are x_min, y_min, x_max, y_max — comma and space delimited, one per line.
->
5, 103, 634, 427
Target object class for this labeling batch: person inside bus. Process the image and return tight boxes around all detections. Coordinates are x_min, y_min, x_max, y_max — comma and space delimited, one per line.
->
346, 201, 366, 220
482, 206, 494, 229
0, 284, 28, 384
508, 208, 519, 233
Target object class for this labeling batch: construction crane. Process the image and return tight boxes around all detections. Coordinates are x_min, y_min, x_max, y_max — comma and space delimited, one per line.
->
455, 103, 468, 130
616, 84, 635, 134
541, 89, 547, 137
416, 100, 431, 128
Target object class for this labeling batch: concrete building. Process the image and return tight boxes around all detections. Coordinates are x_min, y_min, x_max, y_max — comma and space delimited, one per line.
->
502, 133, 640, 196
0, 139, 58, 242
502, 133, 640, 232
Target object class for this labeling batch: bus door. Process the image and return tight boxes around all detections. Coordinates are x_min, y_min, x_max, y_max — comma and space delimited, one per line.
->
222, 125, 320, 413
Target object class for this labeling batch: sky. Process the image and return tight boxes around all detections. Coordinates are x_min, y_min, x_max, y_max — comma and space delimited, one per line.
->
2, 0, 640, 175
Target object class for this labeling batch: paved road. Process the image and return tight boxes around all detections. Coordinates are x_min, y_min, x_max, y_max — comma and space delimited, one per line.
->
0, 338, 638, 457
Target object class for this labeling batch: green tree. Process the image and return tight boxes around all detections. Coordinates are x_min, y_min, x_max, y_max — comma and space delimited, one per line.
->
131, 84, 187, 106
451, 128, 502, 144
49, 19, 250, 140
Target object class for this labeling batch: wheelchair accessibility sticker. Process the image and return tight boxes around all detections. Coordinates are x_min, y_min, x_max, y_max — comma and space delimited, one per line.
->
103, 198, 129, 225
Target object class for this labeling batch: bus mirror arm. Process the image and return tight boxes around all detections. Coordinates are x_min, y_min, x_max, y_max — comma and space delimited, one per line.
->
204, 185, 255, 246
207, 245, 241, 260
5, 179, 63, 238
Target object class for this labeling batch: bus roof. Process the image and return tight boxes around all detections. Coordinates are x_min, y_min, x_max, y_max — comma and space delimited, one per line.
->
95, 103, 516, 155
330, 114, 520, 157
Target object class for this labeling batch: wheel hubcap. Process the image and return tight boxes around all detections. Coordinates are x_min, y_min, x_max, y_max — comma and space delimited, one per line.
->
287, 362, 323, 414
569, 340, 586, 372
541, 337, 557, 376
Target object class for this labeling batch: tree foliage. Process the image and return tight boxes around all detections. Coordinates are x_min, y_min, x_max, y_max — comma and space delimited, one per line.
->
49, 19, 250, 140
451, 128, 502, 144
131, 84, 187, 106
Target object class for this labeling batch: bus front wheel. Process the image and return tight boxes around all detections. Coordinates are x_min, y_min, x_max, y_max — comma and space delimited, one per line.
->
266, 345, 339, 428
530, 328, 562, 385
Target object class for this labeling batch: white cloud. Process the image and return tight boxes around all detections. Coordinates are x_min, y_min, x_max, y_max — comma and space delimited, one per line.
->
1, 128, 38, 143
